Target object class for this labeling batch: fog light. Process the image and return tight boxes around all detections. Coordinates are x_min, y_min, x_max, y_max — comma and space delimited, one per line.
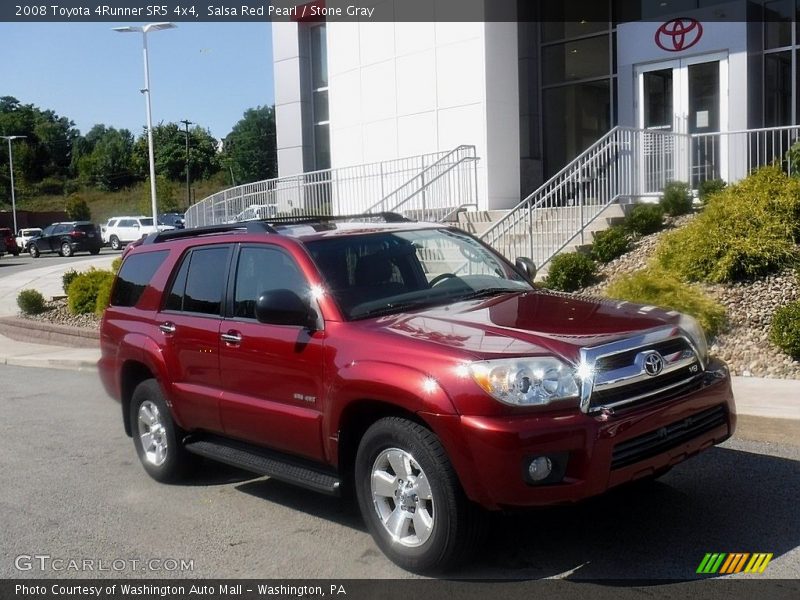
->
527, 456, 553, 482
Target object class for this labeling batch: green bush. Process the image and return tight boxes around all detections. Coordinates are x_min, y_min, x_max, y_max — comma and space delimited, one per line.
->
698, 178, 726, 204
65, 194, 91, 221
605, 268, 727, 337
95, 276, 114, 317
625, 204, 665, 237
62, 269, 79, 294
660, 181, 693, 216
36, 177, 65, 196
656, 166, 800, 282
67, 269, 115, 315
544, 252, 597, 292
591, 226, 631, 263
111, 257, 122, 273
770, 301, 800, 359
17, 289, 47, 315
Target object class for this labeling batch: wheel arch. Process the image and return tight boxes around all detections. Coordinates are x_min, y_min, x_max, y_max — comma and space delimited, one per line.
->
119, 360, 156, 437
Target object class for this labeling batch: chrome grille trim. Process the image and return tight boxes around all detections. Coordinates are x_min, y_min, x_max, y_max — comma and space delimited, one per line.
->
578, 326, 706, 414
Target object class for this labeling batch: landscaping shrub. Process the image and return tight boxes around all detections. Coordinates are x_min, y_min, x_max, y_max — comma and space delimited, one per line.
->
36, 177, 65, 196
770, 301, 800, 359
67, 269, 115, 315
95, 276, 114, 317
591, 226, 631, 263
605, 268, 727, 337
65, 194, 91, 221
62, 269, 79, 294
659, 181, 693, 216
543, 252, 597, 292
111, 257, 122, 273
17, 289, 47, 315
698, 178, 726, 204
656, 166, 800, 282
625, 204, 664, 237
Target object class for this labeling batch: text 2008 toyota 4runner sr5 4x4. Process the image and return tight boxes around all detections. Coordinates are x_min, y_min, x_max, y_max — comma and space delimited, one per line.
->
98, 214, 735, 572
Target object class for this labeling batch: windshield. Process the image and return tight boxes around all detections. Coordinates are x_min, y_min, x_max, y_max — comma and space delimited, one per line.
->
140, 218, 154, 226
306, 228, 532, 320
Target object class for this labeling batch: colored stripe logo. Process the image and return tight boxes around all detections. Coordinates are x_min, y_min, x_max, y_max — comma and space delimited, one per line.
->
696, 553, 773, 574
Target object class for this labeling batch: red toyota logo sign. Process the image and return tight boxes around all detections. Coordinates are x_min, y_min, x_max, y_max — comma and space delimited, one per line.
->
655, 18, 703, 52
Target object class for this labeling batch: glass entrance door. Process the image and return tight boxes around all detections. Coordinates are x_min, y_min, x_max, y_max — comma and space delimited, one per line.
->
637, 54, 728, 184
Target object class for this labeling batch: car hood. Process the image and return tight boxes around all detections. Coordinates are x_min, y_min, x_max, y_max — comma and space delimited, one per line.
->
360, 290, 682, 364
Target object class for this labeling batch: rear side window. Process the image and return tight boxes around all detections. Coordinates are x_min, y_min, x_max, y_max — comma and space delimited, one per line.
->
111, 251, 169, 307
165, 247, 230, 315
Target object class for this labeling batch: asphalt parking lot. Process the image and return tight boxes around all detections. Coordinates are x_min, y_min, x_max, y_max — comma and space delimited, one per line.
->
0, 247, 119, 277
0, 364, 798, 580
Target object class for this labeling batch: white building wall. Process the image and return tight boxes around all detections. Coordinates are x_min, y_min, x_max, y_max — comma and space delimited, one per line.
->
274, 18, 521, 211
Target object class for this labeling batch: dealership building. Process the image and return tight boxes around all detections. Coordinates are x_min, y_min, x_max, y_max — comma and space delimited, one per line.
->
270, 0, 798, 210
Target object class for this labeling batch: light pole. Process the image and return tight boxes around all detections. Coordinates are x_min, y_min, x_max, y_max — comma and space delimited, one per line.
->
113, 22, 176, 224
1, 135, 26, 235
180, 119, 193, 208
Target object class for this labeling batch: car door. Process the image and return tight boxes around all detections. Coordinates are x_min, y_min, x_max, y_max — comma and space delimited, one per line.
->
156, 245, 232, 434
218, 244, 326, 461
118, 219, 137, 242
49, 224, 70, 252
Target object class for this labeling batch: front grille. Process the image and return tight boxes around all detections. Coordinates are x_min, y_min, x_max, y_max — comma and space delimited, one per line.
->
611, 405, 727, 470
595, 338, 690, 373
590, 365, 702, 409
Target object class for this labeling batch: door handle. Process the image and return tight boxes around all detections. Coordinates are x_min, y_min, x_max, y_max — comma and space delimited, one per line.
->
159, 322, 176, 335
221, 331, 243, 345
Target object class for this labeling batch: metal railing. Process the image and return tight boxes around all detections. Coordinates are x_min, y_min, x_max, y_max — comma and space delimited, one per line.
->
364, 145, 479, 222
184, 147, 475, 228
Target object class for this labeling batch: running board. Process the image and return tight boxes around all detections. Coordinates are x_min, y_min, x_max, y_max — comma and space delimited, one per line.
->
184, 437, 342, 496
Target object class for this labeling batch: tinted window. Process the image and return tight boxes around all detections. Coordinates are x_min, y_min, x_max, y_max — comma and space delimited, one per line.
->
76, 224, 97, 233
53, 224, 69, 235
165, 252, 191, 311
111, 250, 169, 307
233, 247, 308, 319
140, 218, 154, 226
41, 226, 54, 236
183, 247, 230, 315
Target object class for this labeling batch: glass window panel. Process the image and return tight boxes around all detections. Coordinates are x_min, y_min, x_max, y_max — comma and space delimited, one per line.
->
541, 0, 609, 41
165, 252, 190, 311
542, 36, 610, 86
311, 24, 328, 89
688, 61, 720, 133
233, 247, 307, 320
543, 80, 611, 176
765, 51, 792, 126
764, 0, 793, 48
314, 124, 330, 170
112, 250, 168, 307
313, 89, 329, 123
643, 69, 673, 129
183, 247, 229, 316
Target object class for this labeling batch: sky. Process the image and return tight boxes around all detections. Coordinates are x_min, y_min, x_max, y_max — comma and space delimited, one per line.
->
0, 22, 274, 141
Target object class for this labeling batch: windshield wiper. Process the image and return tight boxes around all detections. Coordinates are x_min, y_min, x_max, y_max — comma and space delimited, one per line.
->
451, 288, 524, 302
352, 298, 446, 320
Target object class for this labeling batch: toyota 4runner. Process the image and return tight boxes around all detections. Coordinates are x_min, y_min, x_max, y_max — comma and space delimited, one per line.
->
98, 213, 736, 572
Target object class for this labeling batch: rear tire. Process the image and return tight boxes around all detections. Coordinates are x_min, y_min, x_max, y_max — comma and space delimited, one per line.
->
130, 379, 197, 483
354, 417, 484, 573
89, 248, 100, 255
110, 236, 121, 251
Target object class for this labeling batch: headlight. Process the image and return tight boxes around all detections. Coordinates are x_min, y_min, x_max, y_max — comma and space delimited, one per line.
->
679, 315, 708, 363
469, 357, 579, 407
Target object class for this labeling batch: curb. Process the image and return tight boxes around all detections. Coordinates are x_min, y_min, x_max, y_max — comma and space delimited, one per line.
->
0, 316, 99, 348
1, 356, 98, 372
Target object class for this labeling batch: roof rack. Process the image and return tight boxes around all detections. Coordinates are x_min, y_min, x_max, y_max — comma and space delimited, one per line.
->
142, 212, 411, 245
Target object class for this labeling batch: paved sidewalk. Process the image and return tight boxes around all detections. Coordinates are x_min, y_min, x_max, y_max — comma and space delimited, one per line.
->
0, 333, 99, 371
0, 254, 115, 317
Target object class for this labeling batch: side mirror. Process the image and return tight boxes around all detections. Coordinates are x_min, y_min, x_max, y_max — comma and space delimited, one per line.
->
255, 289, 317, 329
515, 257, 537, 282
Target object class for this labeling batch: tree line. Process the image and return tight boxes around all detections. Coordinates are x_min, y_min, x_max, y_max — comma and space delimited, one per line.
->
0, 96, 277, 211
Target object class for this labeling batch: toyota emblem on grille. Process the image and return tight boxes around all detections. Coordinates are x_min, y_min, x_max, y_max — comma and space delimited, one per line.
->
643, 351, 665, 376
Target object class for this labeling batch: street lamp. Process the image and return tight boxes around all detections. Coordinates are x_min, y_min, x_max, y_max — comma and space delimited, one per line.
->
179, 119, 193, 207
113, 22, 177, 225
1, 135, 26, 235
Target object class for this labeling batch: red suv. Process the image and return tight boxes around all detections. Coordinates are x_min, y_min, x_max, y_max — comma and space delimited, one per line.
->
98, 214, 736, 572
0, 228, 20, 256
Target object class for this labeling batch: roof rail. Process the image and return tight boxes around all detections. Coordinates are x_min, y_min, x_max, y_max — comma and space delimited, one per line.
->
141, 212, 411, 245
142, 221, 277, 245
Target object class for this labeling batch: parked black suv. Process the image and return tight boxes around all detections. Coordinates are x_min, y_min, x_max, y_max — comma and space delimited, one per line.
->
29, 222, 103, 258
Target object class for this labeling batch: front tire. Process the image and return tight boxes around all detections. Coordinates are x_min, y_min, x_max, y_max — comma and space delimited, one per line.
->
130, 379, 197, 483
29, 244, 40, 258
355, 417, 483, 573
60, 242, 73, 257
110, 236, 121, 251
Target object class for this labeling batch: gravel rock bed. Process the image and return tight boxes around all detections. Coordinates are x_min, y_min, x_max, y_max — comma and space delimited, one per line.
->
21, 298, 101, 329
576, 211, 800, 379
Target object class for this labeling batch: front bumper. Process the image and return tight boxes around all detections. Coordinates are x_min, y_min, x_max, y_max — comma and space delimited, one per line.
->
425, 359, 735, 510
